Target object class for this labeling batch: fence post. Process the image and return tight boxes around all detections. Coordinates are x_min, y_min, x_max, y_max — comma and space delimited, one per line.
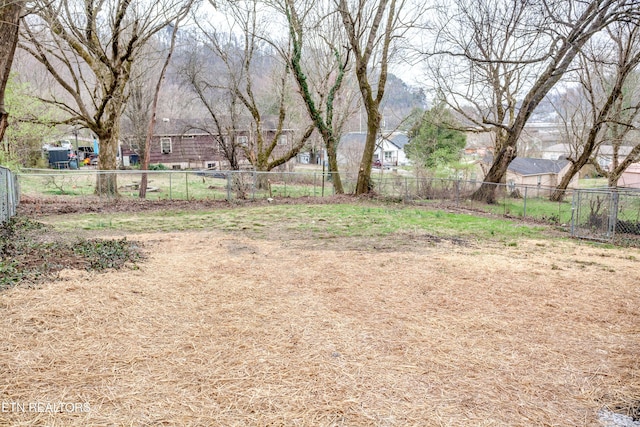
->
570, 191, 578, 237
557, 190, 562, 225
9, 172, 16, 217
226, 172, 231, 201
609, 190, 619, 240
185, 171, 189, 200
405, 177, 408, 202
502, 183, 507, 215
1, 169, 7, 223
252, 171, 256, 200
169, 172, 173, 200
523, 186, 528, 218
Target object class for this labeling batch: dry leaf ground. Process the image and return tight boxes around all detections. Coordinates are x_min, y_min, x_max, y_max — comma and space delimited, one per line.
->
1, 224, 639, 426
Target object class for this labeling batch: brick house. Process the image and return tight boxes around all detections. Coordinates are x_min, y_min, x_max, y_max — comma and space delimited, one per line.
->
121, 118, 296, 170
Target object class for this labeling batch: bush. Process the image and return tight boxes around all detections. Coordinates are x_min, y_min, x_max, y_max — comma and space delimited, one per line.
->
149, 163, 168, 170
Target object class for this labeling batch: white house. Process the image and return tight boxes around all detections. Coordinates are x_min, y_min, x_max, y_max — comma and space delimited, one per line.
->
374, 132, 409, 166
338, 131, 410, 169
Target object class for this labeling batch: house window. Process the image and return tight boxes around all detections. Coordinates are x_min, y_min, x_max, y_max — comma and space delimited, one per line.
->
207, 162, 216, 169
172, 164, 181, 170
181, 135, 194, 139
277, 135, 288, 146
384, 151, 393, 161
160, 137, 172, 154
237, 135, 248, 146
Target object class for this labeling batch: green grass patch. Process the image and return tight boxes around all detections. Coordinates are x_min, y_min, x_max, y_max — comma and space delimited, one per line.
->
43, 203, 548, 241
480, 197, 573, 224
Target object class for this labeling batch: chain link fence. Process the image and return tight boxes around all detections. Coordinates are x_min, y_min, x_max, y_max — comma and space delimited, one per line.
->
17, 169, 576, 224
0, 166, 20, 224
17, 169, 336, 202
571, 189, 640, 244
15, 168, 640, 243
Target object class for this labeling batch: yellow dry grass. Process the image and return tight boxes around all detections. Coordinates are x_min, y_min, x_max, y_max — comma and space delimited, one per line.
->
1, 231, 639, 426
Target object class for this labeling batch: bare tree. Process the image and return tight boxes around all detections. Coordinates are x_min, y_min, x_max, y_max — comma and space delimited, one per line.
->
550, 20, 640, 200
336, 0, 423, 194
20, 0, 192, 195
0, 0, 23, 145
426, 0, 640, 203
138, 9, 192, 199
283, 0, 355, 194
122, 43, 164, 170
425, 0, 549, 177
593, 88, 640, 187
194, 0, 314, 177
180, 31, 246, 171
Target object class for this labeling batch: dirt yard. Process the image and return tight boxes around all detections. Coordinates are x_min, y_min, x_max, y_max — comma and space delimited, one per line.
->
1, 219, 639, 425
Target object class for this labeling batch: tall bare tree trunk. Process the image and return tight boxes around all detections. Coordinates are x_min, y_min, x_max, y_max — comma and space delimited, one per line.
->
96, 129, 120, 196
326, 136, 343, 193
139, 12, 185, 199
338, 0, 398, 195
355, 111, 380, 194
472, 145, 516, 204
470, 0, 630, 203
285, 1, 348, 194
0, 0, 22, 144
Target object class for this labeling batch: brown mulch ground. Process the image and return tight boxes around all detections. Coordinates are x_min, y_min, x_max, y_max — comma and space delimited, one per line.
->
1, 213, 639, 426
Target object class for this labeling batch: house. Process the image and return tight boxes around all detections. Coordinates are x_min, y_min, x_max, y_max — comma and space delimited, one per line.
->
375, 132, 409, 166
120, 119, 223, 170
120, 118, 296, 170
518, 122, 564, 155
542, 143, 635, 171
618, 164, 640, 188
338, 131, 409, 170
482, 155, 578, 190
464, 122, 564, 159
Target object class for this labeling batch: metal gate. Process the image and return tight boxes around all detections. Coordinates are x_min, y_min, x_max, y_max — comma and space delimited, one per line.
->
571, 189, 640, 244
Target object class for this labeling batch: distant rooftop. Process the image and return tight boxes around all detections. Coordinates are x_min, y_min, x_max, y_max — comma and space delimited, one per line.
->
484, 155, 569, 176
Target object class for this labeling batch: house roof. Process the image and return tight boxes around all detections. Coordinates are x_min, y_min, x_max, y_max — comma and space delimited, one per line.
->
154, 119, 211, 136
384, 132, 409, 149
147, 116, 288, 137
339, 131, 409, 149
484, 155, 569, 176
624, 163, 640, 174
339, 132, 368, 146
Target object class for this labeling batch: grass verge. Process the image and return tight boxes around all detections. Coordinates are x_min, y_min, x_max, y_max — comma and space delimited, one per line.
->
42, 203, 549, 242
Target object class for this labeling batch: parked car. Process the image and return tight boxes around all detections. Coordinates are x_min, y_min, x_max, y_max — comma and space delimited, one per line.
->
373, 159, 392, 169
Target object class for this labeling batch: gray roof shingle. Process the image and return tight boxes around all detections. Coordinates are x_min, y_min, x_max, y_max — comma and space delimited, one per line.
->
484, 155, 569, 176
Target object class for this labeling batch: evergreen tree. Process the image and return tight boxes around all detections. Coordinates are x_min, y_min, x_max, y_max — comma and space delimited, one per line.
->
405, 104, 466, 169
